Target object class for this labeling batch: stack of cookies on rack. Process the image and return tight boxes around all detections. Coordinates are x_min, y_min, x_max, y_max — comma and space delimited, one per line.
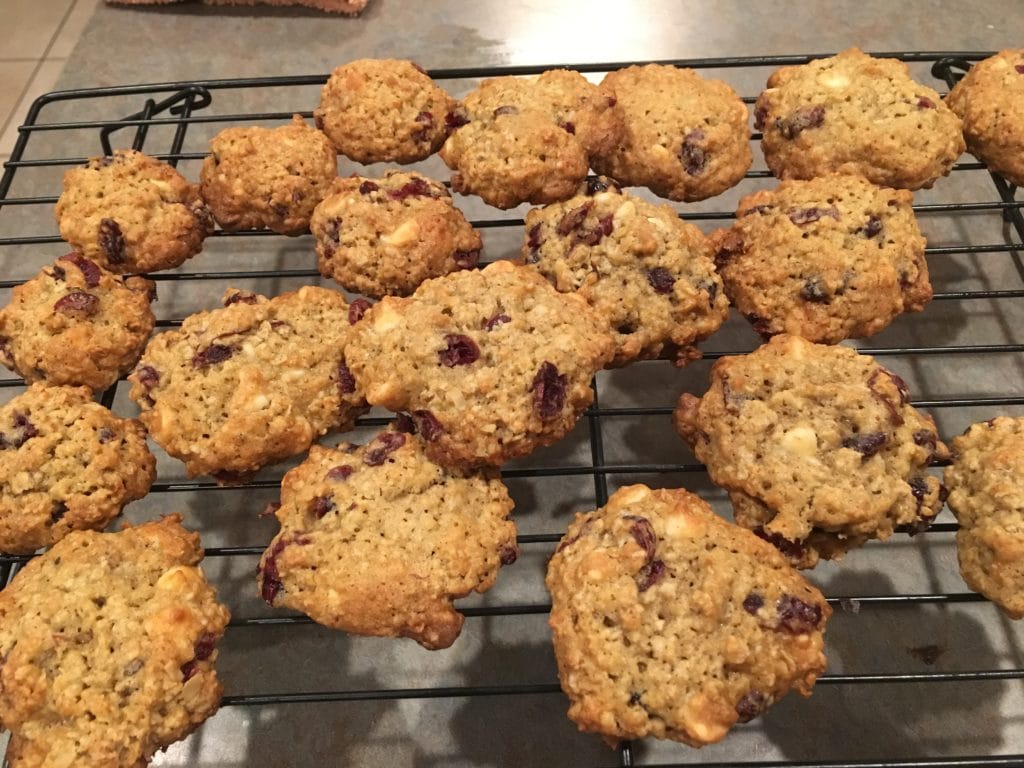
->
2, 47, 1024, 765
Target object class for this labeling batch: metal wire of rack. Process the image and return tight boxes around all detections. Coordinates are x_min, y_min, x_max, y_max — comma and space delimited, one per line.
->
1, 53, 1023, 768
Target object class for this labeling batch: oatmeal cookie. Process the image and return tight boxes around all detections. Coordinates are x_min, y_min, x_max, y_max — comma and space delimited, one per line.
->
0, 383, 155, 555
311, 171, 482, 298
128, 286, 367, 480
55, 149, 214, 273
547, 484, 830, 746
592, 64, 752, 201
258, 426, 517, 649
521, 179, 726, 366
0, 253, 155, 391
946, 50, 1024, 187
674, 334, 948, 569
199, 114, 337, 235
440, 69, 622, 209
0, 515, 230, 768
314, 58, 456, 164
945, 417, 1024, 619
345, 260, 615, 468
755, 48, 964, 190
712, 174, 931, 343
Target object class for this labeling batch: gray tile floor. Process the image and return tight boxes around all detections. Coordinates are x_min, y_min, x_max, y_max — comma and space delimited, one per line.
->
2, 2, 1024, 767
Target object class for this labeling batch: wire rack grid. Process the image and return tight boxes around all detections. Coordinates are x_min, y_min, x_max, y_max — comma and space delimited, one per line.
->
1, 52, 1024, 768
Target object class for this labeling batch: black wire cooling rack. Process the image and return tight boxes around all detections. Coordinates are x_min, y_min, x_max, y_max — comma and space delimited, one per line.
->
2, 53, 1024, 768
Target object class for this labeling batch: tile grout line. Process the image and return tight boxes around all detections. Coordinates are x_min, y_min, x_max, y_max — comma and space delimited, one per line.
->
0, 0, 80, 150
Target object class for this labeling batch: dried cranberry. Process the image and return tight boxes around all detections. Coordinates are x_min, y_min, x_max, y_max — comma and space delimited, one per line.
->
454, 249, 480, 269
556, 202, 593, 235
224, 290, 258, 306
912, 430, 937, 450
59, 252, 101, 287
735, 690, 767, 723
753, 104, 769, 131
359, 180, 379, 194
526, 223, 544, 262
1017, 65, 1024, 74
917, 97, 936, 109
560, 121, 575, 134
623, 515, 657, 562
532, 362, 566, 420
714, 232, 745, 268
860, 215, 883, 238
909, 476, 930, 511
800, 278, 829, 303
260, 538, 289, 605
636, 559, 665, 592
493, 105, 519, 117
777, 105, 825, 139
389, 177, 433, 200
585, 177, 617, 195
324, 465, 353, 485
867, 369, 906, 426
413, 110, 434, 142
889, 373, 910, 405
743, 593, 764, 614
394, 413, 416, 433
181, 661, 199, 682
311, 495, 336, 519
364, 431, 406, 466
136, 365, 159, 389
54, 290, 100, 317
499, 544, 519, 565
576, 215, 614, 246
842, 431, 888, 458
324, 219, 341, 247
753, 527, 807, 561
192, 344, 234, 368
484, 313, 511, 331
444, 111, 470, 132
412, 410, 443, 441
680, 129, 707, 175
98, 218, 126, 264
744, 313, 774, 340
98, 428, 116, 444
788, 206, 839, 226
51, 265, 66, 281
259, 501, 282, 518
348, 298, 372, 324
776, 595, 823, 633
557, 519, 593, 552
337, 361, 357, 395
647, 267, 676, 294
50, 501, 67, 524
439, 334, 480, 366
194, 632, 217, 661
629, 692, 643, 706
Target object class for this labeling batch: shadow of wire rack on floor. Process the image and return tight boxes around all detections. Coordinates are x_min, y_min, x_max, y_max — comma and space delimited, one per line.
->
1, 52, 1024, 768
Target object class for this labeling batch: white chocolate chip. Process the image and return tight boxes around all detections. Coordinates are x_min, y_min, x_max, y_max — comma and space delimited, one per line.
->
382, 219, 420, 247
780, 424, 818, 457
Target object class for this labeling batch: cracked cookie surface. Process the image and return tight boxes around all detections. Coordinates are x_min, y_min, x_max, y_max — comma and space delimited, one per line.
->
128, 286, 367, 480
674, 334, 948, 568
946, 49, 1024, 187
711, 174, 930, 343
945, 416, 1024, 619
258, 427, 517, 649
547, 484, 830, 746
199, 114, 337, 235
0, 253, 155, 391
346, 260, 615, 468
314, 58, 456, 164
0, 515, 230, 768
755, 48, 964, 190
591, 64, 752, 201
0, 382, 155, 555
56, 150, 214, 273
311, 171, 482, 298
521, 180, 726, 366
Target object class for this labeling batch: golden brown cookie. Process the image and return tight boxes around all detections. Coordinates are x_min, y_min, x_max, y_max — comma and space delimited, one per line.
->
945, 417, 1024, 619
310, 171, 482, 298
592, 64, 752, 201
314, 58, 456, 164
128, 286, 367, 480
755, 48, 964, 190
0, 253, 155, 392
521, 179, 727, 366
547, 484, 830, 746
0, 383, 155, 555
345, 260, 615, 468
0, 515, 230, 767
258, 426, 517, 649
946, 50, 1024, 186
674, 334, 948, 569
711, 174, 931, 343
199, 114, 337, 235
55, 150, 214, 273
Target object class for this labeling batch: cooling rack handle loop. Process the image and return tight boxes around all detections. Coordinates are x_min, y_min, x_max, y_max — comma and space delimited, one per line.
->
99, 85, 213, 157
931, 56, 973, 87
